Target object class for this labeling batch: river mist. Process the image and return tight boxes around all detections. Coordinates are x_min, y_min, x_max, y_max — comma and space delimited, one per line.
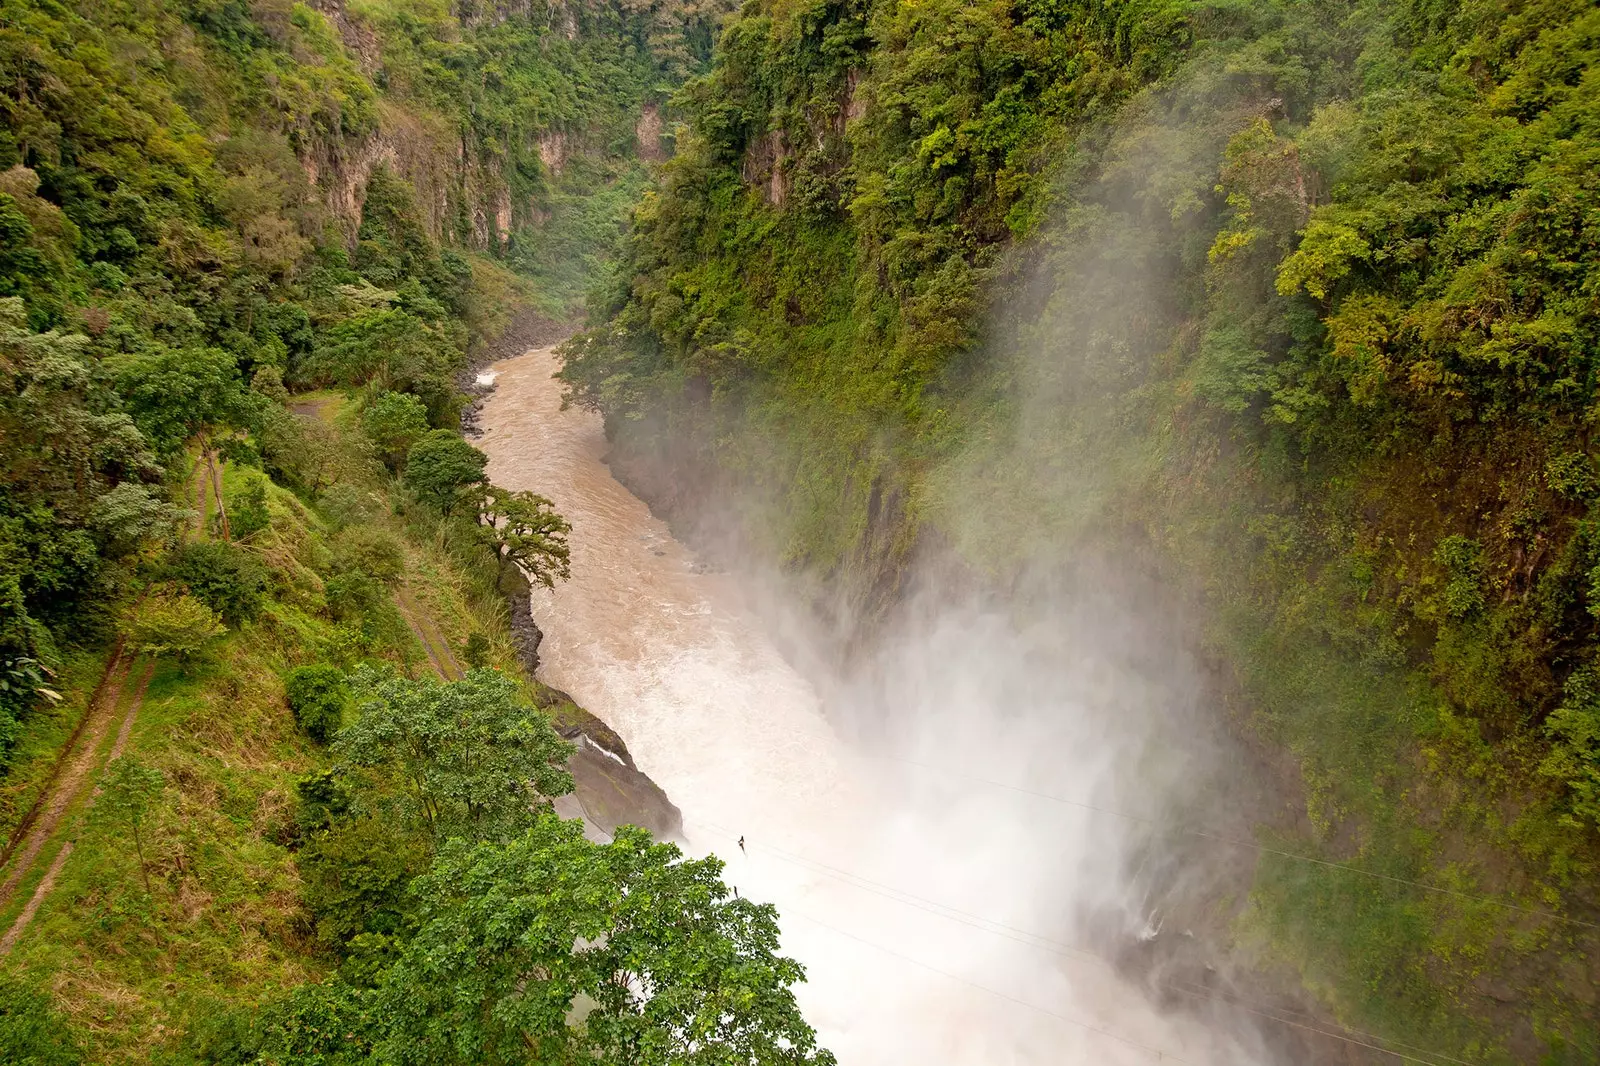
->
477, 346, 1276, 1064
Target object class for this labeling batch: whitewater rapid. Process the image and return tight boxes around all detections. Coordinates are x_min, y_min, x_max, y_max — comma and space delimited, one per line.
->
476, 346, 1263, 1065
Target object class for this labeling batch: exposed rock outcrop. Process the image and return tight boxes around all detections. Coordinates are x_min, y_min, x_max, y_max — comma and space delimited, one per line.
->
551, 699, 683, 842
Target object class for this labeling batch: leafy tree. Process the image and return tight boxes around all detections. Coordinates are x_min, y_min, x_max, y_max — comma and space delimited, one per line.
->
334, 666, 573, 839
94, 755, 166, 894
124, 588, 226, 659
113, 345, 249, 455
298, 814, 429, 953
251, 364, 291, 405
310, 309, 463, 424
89, 483, 192, 556
402, 431, 487, 515
475, 485, 572, 586
286, 664, 350, 743
361, 391, 431, 471
259, 407, 345, 494
228, 474, 272, 538
164, 540, 269, 623
374, 819, 834, 1066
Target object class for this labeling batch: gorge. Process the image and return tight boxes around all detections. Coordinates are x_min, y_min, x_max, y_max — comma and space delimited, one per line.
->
478, 345, 1272, 1063
1, 0, 1597, 1061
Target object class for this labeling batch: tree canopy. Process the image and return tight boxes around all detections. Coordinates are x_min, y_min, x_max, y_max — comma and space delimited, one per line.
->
403, 431, 489, 515
334, 666, 574, 839
374, 820, 833, 1066
476, 486, 573, 587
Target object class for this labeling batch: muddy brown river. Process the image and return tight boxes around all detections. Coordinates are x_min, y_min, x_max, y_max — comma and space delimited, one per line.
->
477, 345, 1263, 1064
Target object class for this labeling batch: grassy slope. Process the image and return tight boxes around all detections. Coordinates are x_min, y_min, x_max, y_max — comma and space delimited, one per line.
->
0, 399, 556, 1063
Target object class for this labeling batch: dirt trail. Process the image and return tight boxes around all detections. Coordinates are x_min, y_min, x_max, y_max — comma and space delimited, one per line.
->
0, 842, 72, 956
0, 659, 155, 956
395, 584, 462, 680
0, 653, 138, 913
0, 460, 195, 950
0, 653, 131, 894
206, 449, 229, 541
187, 452, 210, 542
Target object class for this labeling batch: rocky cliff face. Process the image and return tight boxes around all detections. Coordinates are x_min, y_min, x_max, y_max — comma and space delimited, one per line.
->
299, 0, 687, 257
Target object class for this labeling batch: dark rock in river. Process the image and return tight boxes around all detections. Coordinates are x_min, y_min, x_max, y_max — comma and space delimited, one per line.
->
550, 697, 684, 843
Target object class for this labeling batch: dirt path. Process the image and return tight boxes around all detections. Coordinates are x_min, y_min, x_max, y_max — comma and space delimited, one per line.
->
395, 584, 462, 681
187, 453, 210, 542
206, 449, 229, 541
0, 658, 155, 956
0, 448, 208, 953
0, 652, 130, 887
0, 842, 72, 956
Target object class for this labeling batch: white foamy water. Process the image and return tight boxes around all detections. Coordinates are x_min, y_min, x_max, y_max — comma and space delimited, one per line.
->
477, 346, 1264, 1065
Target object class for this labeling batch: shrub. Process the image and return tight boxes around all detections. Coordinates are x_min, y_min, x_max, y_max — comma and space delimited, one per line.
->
361, 390, 430, 471
463, 632, 490, 669
330, 526, 405, 586
298, 815, 428, 949
251, 364, 290, 405
402, 430, 487, 514
0, 974, 83, 1065
164, 541, 269, 623
228, 474, 271, 539
125, 588, 226, 659
285, 664, 348, 742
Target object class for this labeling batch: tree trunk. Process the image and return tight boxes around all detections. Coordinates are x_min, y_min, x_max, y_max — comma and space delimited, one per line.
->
134, 825, 151, 895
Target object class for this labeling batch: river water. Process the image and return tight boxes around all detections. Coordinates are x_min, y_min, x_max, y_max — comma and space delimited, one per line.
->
477, 346, 1264, 1065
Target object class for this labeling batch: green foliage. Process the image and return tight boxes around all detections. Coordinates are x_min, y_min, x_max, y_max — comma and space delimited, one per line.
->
475, 486, 572, 588
461, 632, 490, 670
330, 527, 407, 587
163, 541, 270, 624
402, 431, 488, 515
92, 755, 166, 893
373, 819, 834, 1066
565, 0, 1600, 1054
297, 814, 429, 953
1543, 666, 1600, 829
285, 664, 349, 743
334, 666, 574, 839
186, 980, 377, 1066
89, 484, 192, 556
114, 347, 251, 457
361, 391, 431, 471
0, 974, 84, 1065
0, 298, 161, 667
228, 473, 272, 539
124, 587, 227, 659
308, 306, 464, 425
251, 364, 291, 406
0, 657, 61, 766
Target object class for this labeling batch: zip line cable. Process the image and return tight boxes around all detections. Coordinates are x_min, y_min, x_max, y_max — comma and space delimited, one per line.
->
690, 818, 1478, 1066
1158, 982, 1475, 1066
697, 816, 1469, 1065
722, 712, 1598, 932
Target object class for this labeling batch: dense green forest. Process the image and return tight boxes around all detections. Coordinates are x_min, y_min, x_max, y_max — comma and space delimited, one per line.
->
0, 0, 841, 1061
559, 0, 1600, 1059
